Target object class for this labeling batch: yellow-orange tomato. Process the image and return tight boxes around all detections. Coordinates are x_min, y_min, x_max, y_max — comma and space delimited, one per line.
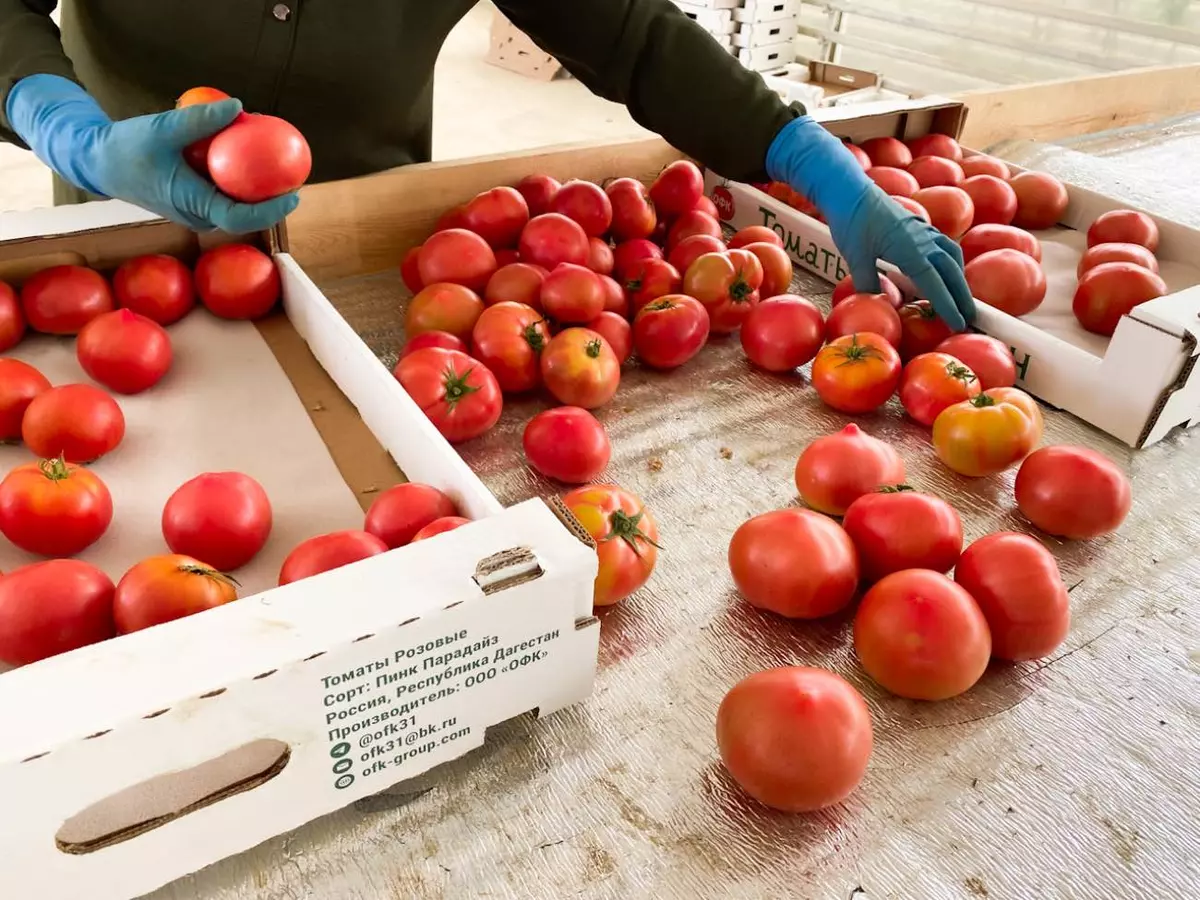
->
563, 484, 659, 606
932, 386, 1042, 477
811, 333, 902, 414
540, 327, 621, 409
405, 283, 485, 343
176, 86, 231, 107
113, 554, 238, 634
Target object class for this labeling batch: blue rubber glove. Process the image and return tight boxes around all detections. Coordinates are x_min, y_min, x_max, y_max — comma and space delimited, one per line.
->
6, 74, 298, 234
767, 116, 974, 331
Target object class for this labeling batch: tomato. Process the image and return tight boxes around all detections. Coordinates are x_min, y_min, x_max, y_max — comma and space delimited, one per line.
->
965, 249, 1047, 316
606, 177, 657, 242
833, 273, 904, 309
962, 175, 1018, 227
207, 113, 311, 202
1010, 171, 1069, 230
493, 250, 517, 271
728, 226, 781, 250
906, 133, 962, 161
668, 234, 726, 275
20, 264, 114, 334
0, 281, 22, 351
632, 294, 710, 370
932, 387, 1042, 477
401, 246, 424, 294
0, 457, 113, 557
412, 517, 471, 541
0, 560, 115, 666
611, 238, 663, 282
435, 205, 468, 233
912, 187, 974, 240
470, 301, 550, 393
1072, 261, 1167, 336
515, 174, 561, 217
563, 484, 659, 606
908, 156, 965, 189
935, 333, 1017, 390
666, 210, 722, 250
112, 254, 196, 326
854, 570, 990, 700
519, 213, 591, 271
161, 472, 272, 571
624, 258, 683, 315
899, 352, 981, 426
794, 423, 906, 516
693, 194, 720, 218
740, 295, 824, 372
1087, 209, 1159, 252
523, 406, 611, 483
400, 331, 467, 358
194, 243, 280, 319
278, 531, 388, 585
0, 358, 50, 441
649, 160, 704, 217
405, 282, 484, 343
897, 300, 953, 361
540, 263, 605, 323
811, 333, 902, 414
177, 85, 231, 107
364, 483, 457, 549
716, 667, 872, 813
960, 155, 1011, 180
393, 348, 503, 443
1015, 445, 1131, 539
825, 294, 902, 348
485, 262, 547, 310
741, 242, 793, 297
22, 384, 124, 463
859, 137, 911, 169
955, 532, 1069, 661
893, 196, 931, 222
728, 508, 858, 618
682, 250, 763, 334
842, 488, 962, 582
417, 228, 498, 293
75, 309, 173, 395
112, 555, 237, 633
1077, 242, 1159, 277
586, 311, 633, 364
551, 181, 612, 237
868, 166, 919, 198
462, 186, 529, 249
598, 275, 627, 316
587, 238, 614, 276
540, 328, 621, 409
960, 224, 1043, 264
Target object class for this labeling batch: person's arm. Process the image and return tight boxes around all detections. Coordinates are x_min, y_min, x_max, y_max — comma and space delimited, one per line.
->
0, 0, 79, 145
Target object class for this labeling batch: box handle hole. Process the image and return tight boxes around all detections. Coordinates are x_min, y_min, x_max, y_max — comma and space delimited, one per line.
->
473, 547, 544, 595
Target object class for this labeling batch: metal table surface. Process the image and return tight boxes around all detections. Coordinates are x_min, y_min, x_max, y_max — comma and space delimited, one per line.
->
153, 120, 1200, 900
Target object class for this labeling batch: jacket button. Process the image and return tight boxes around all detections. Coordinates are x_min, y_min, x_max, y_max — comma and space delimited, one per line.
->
272, 3, 291, 21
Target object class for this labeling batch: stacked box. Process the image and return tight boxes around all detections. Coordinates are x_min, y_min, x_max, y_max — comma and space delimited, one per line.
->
675, 0, 800, 70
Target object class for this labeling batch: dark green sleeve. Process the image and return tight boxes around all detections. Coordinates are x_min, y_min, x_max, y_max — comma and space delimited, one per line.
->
0, 0, 79, 145
494, 0, 799, 183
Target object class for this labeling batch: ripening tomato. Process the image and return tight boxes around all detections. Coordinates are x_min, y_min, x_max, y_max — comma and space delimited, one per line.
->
955, 532, 1069, 661
364, 483, 458, 549
897, 301, 954, 361
1072, 262, 1167, 336
908, 156, 965, 189
1010, 171, 1069, 230
179, 86, 237, 174
519, 213, 591, 271
161, 472, 272, 571
624, 258, 683, 315
611, 239, 663, 283
400, 331, 467, 358
112, 555, 237, 633
728, 508, 858, 619
412, 517, 471, 541
540, 263, 605, 324
462, 186, 530, 249
22, 384, 125, 463
418, 228, 498, 293
21, 265, 114, 334
551, 180, 612, 238
76, 309, 173, 395
1077, 242, 1159, 278
859, 137, 911, 169
177, 85, 231, 107
668, 234, 726, 276
563, 484, 659, 606
587, 238, 614, 276
540, 328, 620, 409
741, 242, 793, 297
962, 175, 1018, 227
0, 358, 50, 441
515, 174, 561, 217
740, 295, 824, 372
825, 294, 902, 348
666, 210, 722, 250
586, 311, 633, 364
405, 283, 484, 343
112, 254, 196, 325
485, 262, 547, 310
728, 225, 782, 250
649, 160, 704, 217
932, 386, 1042, 477
401, 246, 424, 294
0, 559, 115, 666
632, 294, 710, 370
606, 178, 657, 242
0, 457, 113, 557
194, 243, 280, 319
471, 301, 550, 393
683, 250, 763, 334
912, 187, 974, 240
716, 667, 872, 813
0, 281, 23, 351
1087, 209, 1159, 252
960, 224, 1043, 264
965, 249, 1047, 317
854, 569, 991, 700
960, 155, 1011, 180
868, 166, 920, 198
393, 347, 503, 443
833, 273, 904, 309
842, 488, 963, 582
1014, 445, 1132, 540
899, 352, 981, 426
811, 333, 902, 414
935, 333, 1017, 390
207, 113, 310, 203
523, 406, 611, 483
278, 531, 389, 585
794, 424, 906, 516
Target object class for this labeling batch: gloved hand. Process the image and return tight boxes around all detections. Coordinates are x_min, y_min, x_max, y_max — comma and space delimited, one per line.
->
6, 74, 298, 234
767, 115, 974, 331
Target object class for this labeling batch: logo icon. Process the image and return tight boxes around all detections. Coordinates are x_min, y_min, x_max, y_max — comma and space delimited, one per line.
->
712, 186, 734, 222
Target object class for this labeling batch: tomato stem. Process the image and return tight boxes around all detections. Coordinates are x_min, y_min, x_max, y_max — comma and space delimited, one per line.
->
37, 454, 73, 482
945, 361, 977, 384
585, 338, 603, 359
971, 394, 998, 408
602, 509, 662, 556
644, 298, 674, 312
523, 323, 546, 352
834, 334, 884, 366
876, 484, 915, 494
178, 563, 241, 588
442, 363, 481, 408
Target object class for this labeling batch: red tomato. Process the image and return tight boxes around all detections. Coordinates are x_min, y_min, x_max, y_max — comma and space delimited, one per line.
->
494, 250, 519, 271
1072, 262, 1167, 336
112, 254, 196, 325
912, 187, 974, 240
741, 242, 793, 297
462, 186, 530, 249
932, 386, 1042, 477
955, 532, 1069, 661
411, 517, 471, 541
728, 226, 782, 250
364, 483, 458, 549
794, 423, 906, 516
485, 262, 547, 310
811, 333, 902, 414
693, 194, 720, 217
405, 283, 484, 343
935, 333, 1017, 390
551, 180, 612, 237
624, 258, 683, 315
965, 249, 1047, 316
897, 300, 954, 361
632, 294, 710, 370
868, 166, 920, 198
0, 560, 115, 666
587, 237, 614, 276
842, 141, 872, 171
540, 328, 620, 409
606, 177, 657, 242
1010, 171, 1069, 230
75, 309, 173, 395
401, 246, 424, 294
194, 243, 280, 319
207, 113, 311, 202
826, 294, 902, 348
21, 265, 114, 334
668, 234, 726, 275
0, 358, 50, 441
114, 554, 239, 632
471, 301, 550, 393
960, 224, 1043, 264
960, 155, 1011, 180
611, 238, 663, 283
962, 175, 1018, 227
893, 196, 931, 222
435, 205, 468, 233
859, 137, 911, 169
1015, 445, 1131, 540
179, 86, 238, 173
586, 311, 633, 364
22, 384, 124, 463
523, 406, 611, 483
400, 331, 467, 358
1077, 242, 1159, 278
515, 174, 561, 217
1087, 209, 1159, 252
418, 228, 498, 293
393, 347, 503, 443
563, 484, 659, 606
649, 160, 704, 217
740, 295, 824, 372
908, 156, 965, 189
833, 273, 904, 309
667, 210, 723, 250
842, 488, 962, 582
519, 213, 590, 271
899, 352, 981, 426
278, 531, 388, 585
907, 133, 962, 161
0, 457, 113, 557
540, 263, 605, 323
162, 472, 272, 571
0, 280, 23, 351
854, 570, 990, 700
597, 275, 627, 316
716, 667, 872, 813
682, 250, 763, 334
728, 508, 858, 618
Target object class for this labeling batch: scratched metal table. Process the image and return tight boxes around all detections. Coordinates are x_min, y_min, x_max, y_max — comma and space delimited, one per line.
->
153, 120, 1200, 900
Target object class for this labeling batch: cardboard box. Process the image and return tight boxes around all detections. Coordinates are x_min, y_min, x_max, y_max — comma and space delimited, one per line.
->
485, 11, 567, 82
737, 41, 795, 72
733, 19, 799, 49
762, 61, 912, 109
734, 0, 803, 23
0, 202, 600, 899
